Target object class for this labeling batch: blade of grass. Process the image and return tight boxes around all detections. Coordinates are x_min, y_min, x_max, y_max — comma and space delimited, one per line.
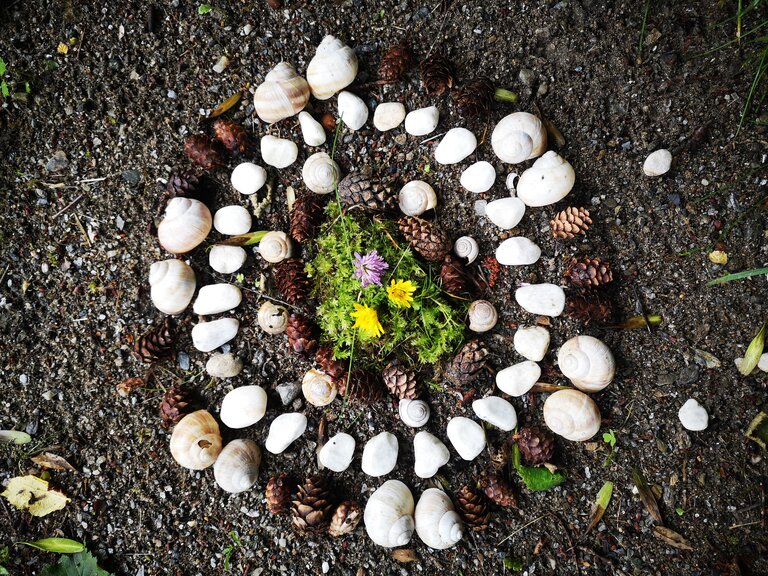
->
738, 45, 768, 135
707, 267, 768, 285
636, 0, 650, 65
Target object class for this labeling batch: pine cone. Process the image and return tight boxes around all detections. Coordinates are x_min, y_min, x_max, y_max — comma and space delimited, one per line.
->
564, 294, 614, 325
564, 256, 613, 290
184, 134, 223, 170
378, 43, 412, 82
292, 474, 335, 534
440, 254, 471, 297
453, 77, 495, 117
338, 173, 395, 212
420, 53, 454, 96
315, 346, 349, 382
266, 473, 296, 514
159, 385, 190, 429
165, 170, 202, 199
478, 473, 517, 508
398, 216, 451, 263
328, 500, 362, 537
275, 259, 312, 305
212, 119, 249, 154
134, 318, 175, 364
550, 207, 592, 240
290, 193, 327, 244
455, 484, 490, 531
514, 427, 555, 466
337, 370, 385, 403
445, 340, 489, 385
382, 359, 418, 400
286, 313, 318, 356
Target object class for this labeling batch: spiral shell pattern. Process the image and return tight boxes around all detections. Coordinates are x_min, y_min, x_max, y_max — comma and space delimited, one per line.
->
257, 301, 289, 335
169, 410, 222, 470
398, 399, 430, 428
557, 335, 615, 392
468, 300, 498, 333
259, 231, 294, 264
543, 389, 601, 441
302, 152, 341, 194
453, 236, 479, 264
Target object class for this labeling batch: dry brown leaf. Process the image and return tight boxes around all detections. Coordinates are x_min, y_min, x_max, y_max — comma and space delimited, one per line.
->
31, 452, 78, 472
116, 377, 145, 397
391, 549, 418, 563
209, 91, 243, 119
653, 526, 693, 551
632, 468, 663, 524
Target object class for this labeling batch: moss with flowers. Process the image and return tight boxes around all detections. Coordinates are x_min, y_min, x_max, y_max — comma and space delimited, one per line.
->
307, 203, 466, 366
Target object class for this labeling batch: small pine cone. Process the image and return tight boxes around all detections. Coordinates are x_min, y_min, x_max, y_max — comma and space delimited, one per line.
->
455, 484, 490, 531
292, 474, 335, 534
550, 207, 592, 240
378, 43, 413, 82
478, 473, 517, 508
337, 370, 385, 404
564, 256, 613, 290
165, 170, 202, 199
274, 259, 312, 305
420, 53, 454, 96
328, 500, 362, 537
184, 134, 223, 171
286, 313, 318, 356
453, 77, 495, 117
290, 193, 327, 243
445, 340, 489, 385
159, 385, 190, 429
134, 317, 175, 363
382, 359, 418, 400
440, 254, 471, 297
514, 427, 555, 466
315, 345, 349, 381
212, 119, 249, 154
564, 294, 614, 325
398, 216, 451, 263
266, 473, 296, 514
338, 173, 396, 212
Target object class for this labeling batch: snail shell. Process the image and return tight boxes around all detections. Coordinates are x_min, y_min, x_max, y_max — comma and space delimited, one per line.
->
404, 106, 439, 136
398, 180, 437, 217
213, 205, 252, 236
491, 111, 547, 164
302, 152, 341, 195
169, 410, 222, 470
329, 500, 362, 536
258, 231, 294, 264
543, 389, 601, 441
254, 62, 310, 124
373, 102, 406, 132
364, 479, 415, 548
257, 301, 289, 334
453, 236, 479, 264
220, 385, 268, 429
302, 369, 338, 407
516, 151, 575, 207
213, 439, 261, 493
231, 162, 267, 196
468, 300, 498, 333
398, 399, 430, 428
434, 127, 477, 165
149, 259, 196, 315
157, 197, 212, 254
298, 111, 326, 147
460, 161, 496, 193
306, 35, 358, 100
338, 91, 368, 131
414, 488, 464, 550
260, 135, 299, 169
557, 335, 615, 392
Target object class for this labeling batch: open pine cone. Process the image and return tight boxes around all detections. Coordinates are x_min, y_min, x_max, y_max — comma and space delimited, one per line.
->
378, 43, 412, 82
134, 317, 175, 363
440, 254, 471, 297
292, 474, 335, 534
445, 340, 489, 385
455, 484, 490, 531
159, 385, 190, 429
212, 119, 249, 154
477, 473, 517, 508
398, 216, 451, 262
420, 53, 454, 96
550, 206, 592, 239
564, 256, 613, 290
338, 173, 395, 212
514, 427, 555, 466
266, 473, 296, 514
382, 359, 418, 400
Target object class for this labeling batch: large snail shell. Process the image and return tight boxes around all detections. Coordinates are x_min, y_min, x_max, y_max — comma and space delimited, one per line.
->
338, 91, 369, 131
257, 301, 289, 334
298, 111, 327, 147
149, 259, 196, 315
491, 112, 547, 164
543, 389, 601, 441
254, 62, 310, 124
213, 439, 261, 493
169, 410, 222, 470
414, 488, 464, 550
468, 300, 498, 333
306, 35, 358, 100
453, 236, 479, 264
364, 480, 415, 548
434, 127, 477, 165
516, 151, 575, 207
258, 231, 294, 263
261, 135, 299, 169
157, 197, 212, 254
398, 399, 430, 428
220, 385, 268, 429
302, 152, 341, 195
398, 180, 437, 217
302, 369, 338, 407
557, 335, 615, 392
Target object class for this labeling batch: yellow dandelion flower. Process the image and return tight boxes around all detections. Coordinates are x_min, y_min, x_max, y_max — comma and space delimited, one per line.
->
387, 279, 417, 308
350, 303, 384, 339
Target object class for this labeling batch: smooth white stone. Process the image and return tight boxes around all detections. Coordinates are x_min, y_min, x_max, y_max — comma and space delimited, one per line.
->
220, 385, 267, 428
298, 111, 326, 146
515, 283, 565, 316
231, 162, 267, 195
193, 284, 242, 315
265, 413, 308, 454
361, 432, 399, 477
338, 91, 368, 130
318, 433, 356, 472
373, 102, 406, 131
191, 317, 239, 352
261, 135, 299, 168
643, 149, 672, 177
404, 106, 439, 136
213, 205, 252, 235
434, 128, 477, 165
485, 197, 526, 229
209, 245, 247, 274
472, 397, 518, 431
513, 326, 550, 361
759, 352, 768, 372
516, 151, 575, 207
446, 417, 485, 461
496, 237, 541, 265
678, 399, 708, 431
206, 353, 243, 378
460, 161, 496, 193
496, 361, 541, 396
413, 431, 450, 479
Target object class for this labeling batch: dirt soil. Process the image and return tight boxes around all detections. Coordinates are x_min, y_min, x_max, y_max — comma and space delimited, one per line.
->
1, 0, 767, 575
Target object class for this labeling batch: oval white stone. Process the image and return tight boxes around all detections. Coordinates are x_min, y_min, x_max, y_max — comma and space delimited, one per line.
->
265, 413, 308, 454
193, 283, 242, 315
472, 397, 518, 431
338, 91, 368, 130
446, 417, 486, 461
434, 128, 477, 165
361, 432, 399, 477
404, 106, 439, 136
515, 283, 565, 316
231, 162, 267, 195
643, 149, 672, 177
206, 353, 243, 378
460, 161, 496, 193
485, 197, 526, 229
191, 317, 239, 352
298, 111, 326, 147
678, 399, 708, 431
261, 135, 299, 169
496, 237, 541, 265
209, 245, 246, 274
373, 102, 406, 131
513, 326, 550, 361
413, 431, 450, 479
213, 205, 252, 236
496, 361, 541, 396
318, 432, 356, 472
220, 385, 267, 428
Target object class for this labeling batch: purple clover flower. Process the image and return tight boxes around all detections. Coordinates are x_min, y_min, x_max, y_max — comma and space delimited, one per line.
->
353, 250, 389, 287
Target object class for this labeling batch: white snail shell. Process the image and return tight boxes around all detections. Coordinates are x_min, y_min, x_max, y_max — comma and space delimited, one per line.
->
209, 245, 246, 274
515, 283, 566, 317
231, 162, 267, 196
485, 197, 526, 230
364, 480, 415, 548
513, 325, 550, 362
260, 135, 299, 169
257, 301, 289, 334
460, 161, 496, 193
318, 433, 356, 472
373, 102, 406, 131
254, 62, 310, 124
398, 180, 437, 217
434, 127, 477, 165
265, 413, 308, 454
468, 300, 498, 333
149, 259, 196, 315
453, 236, 479, 264
491, 111, 547, 164
193, 283, 242, 315
398, 399, 430, 428
157, 197, 212, 254
191, 317, 239, 352
404, 106, 439, 136
643, 149, 672, 177
220, 385, 268, 429
298, 111, 326, 147
258, 231, 294, 264
496, 360, 541, 397
413, 431, 450, 479
306, 35, 358, 100
446, 417, 486, 461
169, 410, 222, 470
213, 205, 252, 236
516, 151, 575, 207
361, 432, 399, 477
543, 389, 601, 441
302, 152, 341, 195
338, 91, 368, 131
557, 335, 615, 392
302, 369, 338, 407
414, 488, 464, 550
496, 237, 541, 266
213, 439, 261, 494
472, 396, 518, 431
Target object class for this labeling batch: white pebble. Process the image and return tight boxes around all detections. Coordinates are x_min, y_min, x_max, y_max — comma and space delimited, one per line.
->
434, 128, 477, 165
404, 106, 439, 136
496, 237, 541, 265
191, 318, 239, 352
460, 161, 496, 193
205, 353, 243, 378
472, 397, 517, 431
193, 283, 242, 315
209, 245, 246, 274
496, 361, 541, 396
515, 284, 565, 317
485, 197, 525, 229
413, 432, 450, 479
213, 205, 252, 235
678, 398, 708, 431
446, 417, 485, 461
265, 413, 308, 454
318, 433, 356, 472
231, 162, 267, 195
513, 326, 550, 361
643, 149, 672, 177
361, 432, 398, 477
373, 102, 406, 132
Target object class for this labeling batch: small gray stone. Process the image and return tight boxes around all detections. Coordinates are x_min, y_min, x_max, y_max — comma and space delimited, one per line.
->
276, 382, 301, 406
518, 68, 535, 87
656, 373, 675, 386
676, 365, 700, 386
122, 169, 140, 187
46, 150, 69, 173
178, 351, 191, 371
206, 353, 243, 378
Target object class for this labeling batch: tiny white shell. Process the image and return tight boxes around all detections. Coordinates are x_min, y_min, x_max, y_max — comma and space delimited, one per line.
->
513, 325, 550, 362
219, 385, 268, 428
678, 398, 708, 431
468, 300, 498, 333
485, 197, 526, 229
361, 432, 399, 477
231, 162, 267, 196
338, 91, 368, 131
169, 410, 222, 470
414, 488, 464, 550
302, 152, 341, 195
253, 62, 310, 124
213, 439, 261, 493
643, 149, 672, 177
496, 360, 541, 397
491, 112, 547, 164
472, 396, 518, 431
364, 480, 415, 548
257, 301, 289, 335
413, 431, 450, 479
557, 335, 615, 392
434, 127, 477, 165
460, 161, 496, 193
398, 180, 437, 216
265, 413, 308, 454
302, 369, 338, 407
515, 283, 565, 317
209, 245, 246, 274
373, 102, 406, 131
505, 172, 519, 193
260, 135, 299, 169
149, 259, 196, 315
306, 35, 358, 100
543, 389, 601, 441
213, 205, 252, 236
193, 283, 242, 315
446, 417, 486, 461
258, 231, 294, 264
191, 317, 239, 352
516, 151, 575, 207
398, 399, 430, 428
157, 197, 212, 254
404, 106, 439, 136
318, 432, 356, 472
453, 236, 479, 264
496, 237, 541, 266
298, 111, 327, 147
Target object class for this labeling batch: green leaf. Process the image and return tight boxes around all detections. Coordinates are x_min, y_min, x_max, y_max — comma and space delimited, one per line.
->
707, 266, 768, 285
25, 82, 31, 94
0, 57, 6, 77
587, 481, 613, 532
216, 230, 268, 247
503, 558, 523, 571
198, 4, 213, 14
40, 551, 112, 576
0, 567, 8, 575
745, 411, 768, 449
602, 429, 616, 449
1, 81, 9, 98
0, 430, 32, 444
739, 322, 766, 376
512, 444, 566, 491
0, 545, 8, 562
675, 507, 685, 516
17, 538, 84, 554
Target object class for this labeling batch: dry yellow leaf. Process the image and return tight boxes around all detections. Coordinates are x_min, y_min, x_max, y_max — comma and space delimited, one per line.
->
1, 475, 70, 516
708, 250, 728, 265
57, 42, 69, 55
